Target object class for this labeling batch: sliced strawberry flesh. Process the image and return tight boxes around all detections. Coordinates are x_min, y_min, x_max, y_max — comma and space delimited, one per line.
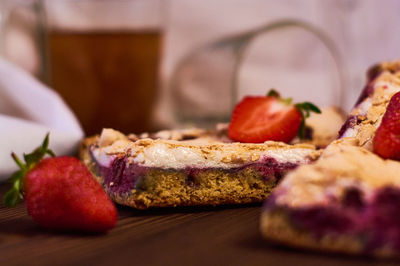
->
228, 96, 302, 143
373, 92, 400, 160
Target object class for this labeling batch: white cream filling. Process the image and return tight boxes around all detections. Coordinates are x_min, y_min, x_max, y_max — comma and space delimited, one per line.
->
374, 80, 400, 95
357, 98, 372, 116
341, 79, 399, 138
92, 142, 313, 169
341, 127, 358, 138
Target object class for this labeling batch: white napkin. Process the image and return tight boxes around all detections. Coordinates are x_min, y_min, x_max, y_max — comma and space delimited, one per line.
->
0, 58, 84, 181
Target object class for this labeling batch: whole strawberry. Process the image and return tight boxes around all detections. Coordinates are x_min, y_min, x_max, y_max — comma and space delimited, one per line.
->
228, 89, 321, 143
3, 134, 117, 233
373, 92, 400, 160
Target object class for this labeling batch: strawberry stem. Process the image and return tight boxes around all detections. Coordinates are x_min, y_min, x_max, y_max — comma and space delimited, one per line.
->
267, 89, 295, 105
281, 97, 293, 105
268, 89, 321, 139
3, 133, 55, 207
295, 102, 321, 139
47, 150, 56, 157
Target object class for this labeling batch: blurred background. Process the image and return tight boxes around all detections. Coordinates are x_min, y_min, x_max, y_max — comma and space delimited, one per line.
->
1, 0, 400, 135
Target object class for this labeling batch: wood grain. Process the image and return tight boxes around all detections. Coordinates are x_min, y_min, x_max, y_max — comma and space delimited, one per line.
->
0, 184, 396, 266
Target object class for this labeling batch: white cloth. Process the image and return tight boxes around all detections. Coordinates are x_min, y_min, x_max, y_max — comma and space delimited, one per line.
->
0, 58, 84, 181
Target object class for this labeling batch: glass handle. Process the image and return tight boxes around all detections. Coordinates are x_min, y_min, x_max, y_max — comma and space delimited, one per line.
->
231, 19, 345, 110
170, 19, 345, 128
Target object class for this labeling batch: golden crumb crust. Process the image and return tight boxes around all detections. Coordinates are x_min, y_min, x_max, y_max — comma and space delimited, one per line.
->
260, 210, 366, 256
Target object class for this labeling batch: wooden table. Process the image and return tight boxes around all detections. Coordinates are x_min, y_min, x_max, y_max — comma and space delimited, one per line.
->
0, 184, 396, 266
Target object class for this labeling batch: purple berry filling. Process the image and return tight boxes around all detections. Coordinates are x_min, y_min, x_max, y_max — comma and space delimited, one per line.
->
338, 115, 362, 138
264, 186, 400, 253
289, 206, 354, 237
354, 83, 375, 107
96, 156, 300, 195
338, 70, 379, 139
342, 187, 365, 210
367, 187, 400, 251
353, 64, 382, 107
367, 65, 382, 82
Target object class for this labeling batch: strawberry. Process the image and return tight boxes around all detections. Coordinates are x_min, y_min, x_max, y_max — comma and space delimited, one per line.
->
228, 89, 321, 143
373, 92, 400, 160
3, 134, 117, 233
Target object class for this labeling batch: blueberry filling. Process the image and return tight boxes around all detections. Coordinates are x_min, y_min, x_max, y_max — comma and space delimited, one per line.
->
338, 115, 363, 138
342, 187, 365, 210
366, 64, 383, 82
304, 126, 313, 140
354, 83, 375, 107
289, 206, 354, 237
96, 156, 300, 195
353, 64, 382, 107
265, 186, 400, 253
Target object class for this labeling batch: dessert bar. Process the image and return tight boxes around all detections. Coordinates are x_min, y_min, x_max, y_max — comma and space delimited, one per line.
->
81, 128, 319, 209
261, 60, 400, 256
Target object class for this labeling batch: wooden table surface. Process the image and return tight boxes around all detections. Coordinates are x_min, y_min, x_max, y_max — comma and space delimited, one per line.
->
0, 184, 397, 266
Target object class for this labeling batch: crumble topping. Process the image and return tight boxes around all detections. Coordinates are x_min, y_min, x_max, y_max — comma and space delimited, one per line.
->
273, 138, 400, 208
341, 70, 400, 149
92, 128, 320, 169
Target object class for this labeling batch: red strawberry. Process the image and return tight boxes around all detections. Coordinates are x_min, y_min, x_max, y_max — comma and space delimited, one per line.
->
373, 92, 400, 159
228, 89, 321, 143
3, 134, 117, 233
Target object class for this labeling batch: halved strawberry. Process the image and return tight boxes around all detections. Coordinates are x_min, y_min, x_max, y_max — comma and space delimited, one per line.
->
228, 89, 321, 143
373, 92, 400, 160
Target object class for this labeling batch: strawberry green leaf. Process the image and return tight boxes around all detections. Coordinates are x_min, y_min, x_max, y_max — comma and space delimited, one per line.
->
11, 153, 25, 171
4, 187, 20, 207
9, 171, 23, 183
267, 89, 280, 98
264, 89, 321, 140
23, 133, 55, 165
42, 133, 50, 149
46, 149, 56, 157
296, 106, 307, 139
24, 151, 43, 166
295, 101, 321, 139
301, 102, 321, 114
3, 133, 56, 207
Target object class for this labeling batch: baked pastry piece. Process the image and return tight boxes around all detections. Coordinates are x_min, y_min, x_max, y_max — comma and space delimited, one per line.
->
260, 138, 400, 257
80, 128, 320, 209
261, 60, 400, 256
339, 60, 400, 150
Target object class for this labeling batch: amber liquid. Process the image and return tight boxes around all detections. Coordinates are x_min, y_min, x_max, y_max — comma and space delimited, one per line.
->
48, 31, 162, 135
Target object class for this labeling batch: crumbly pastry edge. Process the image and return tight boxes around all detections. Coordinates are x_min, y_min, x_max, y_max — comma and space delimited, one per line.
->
80, 133, 322, 209
92, 128, 321, 170
259, 138, 400, 257
341, 61, 400, 150
259, 210, 395, 257
258, 60, 400, 257
80, 136, 299, 209
98, 128, 319, 152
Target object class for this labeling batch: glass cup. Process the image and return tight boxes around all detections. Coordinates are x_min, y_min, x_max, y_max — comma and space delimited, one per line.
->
0, 0, 43, 77
39, 0, 165, 135
170, 20, 344, 129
